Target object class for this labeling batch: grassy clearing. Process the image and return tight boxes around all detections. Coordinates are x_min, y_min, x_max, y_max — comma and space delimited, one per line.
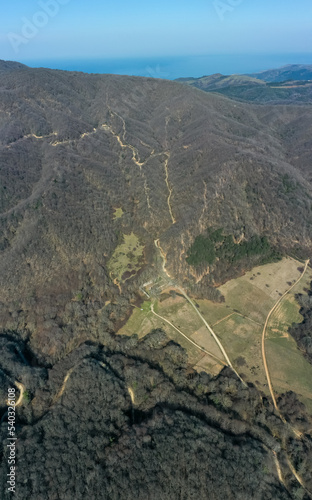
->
118, 295, 211, 366
266, 336, 312, 411
118, 307, 154, 339
194, 258, 311, 396
234, 258, 302, 300
108, 232, 144, 283
213, 313, 265, 387
218, 258, 308, 324
117, 258, 312, 396
113, 207, 124, 219
191, 325, 224, 358
118, 299, 204, 365
117, 300, 156, 338
263, 265, 312, 410
195, 299, 231, 326
158, 299, 203, 337
219, 280, 274, 323
141, 300, 152, 312
268, 296, 303, 333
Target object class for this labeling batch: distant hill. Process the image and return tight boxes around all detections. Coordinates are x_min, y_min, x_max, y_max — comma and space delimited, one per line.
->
175, 73, 265, 90
248, 64, 312, 82
175, 66, 312, 104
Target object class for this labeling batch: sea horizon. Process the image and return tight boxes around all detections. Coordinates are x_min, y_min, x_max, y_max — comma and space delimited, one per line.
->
18, 53, 312, 80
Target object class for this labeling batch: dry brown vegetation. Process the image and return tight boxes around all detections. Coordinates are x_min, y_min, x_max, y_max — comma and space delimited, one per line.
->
1, 62, 312, 499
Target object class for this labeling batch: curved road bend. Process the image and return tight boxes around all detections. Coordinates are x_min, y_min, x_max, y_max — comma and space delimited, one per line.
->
261, 259, 309, 417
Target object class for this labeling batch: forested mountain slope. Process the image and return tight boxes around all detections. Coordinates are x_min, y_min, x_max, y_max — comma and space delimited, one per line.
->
0, 61, 311, 362
1, 61, 312, 500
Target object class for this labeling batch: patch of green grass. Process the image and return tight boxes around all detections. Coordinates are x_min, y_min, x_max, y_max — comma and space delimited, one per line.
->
196, 299, 231, 325
118, 307, 152, 337
214, 313, 262, 359
158, 301, 184, 317
266, 336, 312, 409
23, 390, 31, 403
268, 296, 303, 332
141, 301, 151, 312
153, 300, 159, 314
113, 207, 124, 219
108, 232, 144, 283
214, 313, 265, 385
220, 280, 275, 323
158, 301, 203, 337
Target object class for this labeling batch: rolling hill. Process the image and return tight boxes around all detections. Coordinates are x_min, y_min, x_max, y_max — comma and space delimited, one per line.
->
248, 64, 312, 82
176, 66, 312, 104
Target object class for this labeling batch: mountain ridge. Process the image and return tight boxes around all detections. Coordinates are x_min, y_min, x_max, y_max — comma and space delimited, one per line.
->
248, 63, 312, 82
175, 64, 312, 104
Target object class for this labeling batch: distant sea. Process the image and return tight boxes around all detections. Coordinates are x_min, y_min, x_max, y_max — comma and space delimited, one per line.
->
23, 53, 312, 80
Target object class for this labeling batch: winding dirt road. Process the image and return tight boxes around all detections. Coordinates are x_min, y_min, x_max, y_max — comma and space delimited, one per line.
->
261, 259, 309, 415
15, 381, 26, 407
153, 238, 246, 384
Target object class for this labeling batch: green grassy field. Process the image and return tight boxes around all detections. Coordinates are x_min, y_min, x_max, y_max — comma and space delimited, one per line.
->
195, 300, 231, 326
117, 257, 312, 411
157, 300, 203, 337
266, 336, 312, 412
195, 258, 312, 407
117, 301, 152, 338
219, 280, 275, 323
118, 299, 204, 365
213, 313, 265, 387
268, 296, 303, 333
214, 259, 312, 407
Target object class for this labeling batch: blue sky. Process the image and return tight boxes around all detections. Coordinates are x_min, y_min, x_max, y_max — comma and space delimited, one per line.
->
1, 0, 312, 74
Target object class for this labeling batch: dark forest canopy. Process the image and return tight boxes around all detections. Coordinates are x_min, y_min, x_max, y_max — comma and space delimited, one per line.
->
186, 229, 282, 268
1, 331, 312, 499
